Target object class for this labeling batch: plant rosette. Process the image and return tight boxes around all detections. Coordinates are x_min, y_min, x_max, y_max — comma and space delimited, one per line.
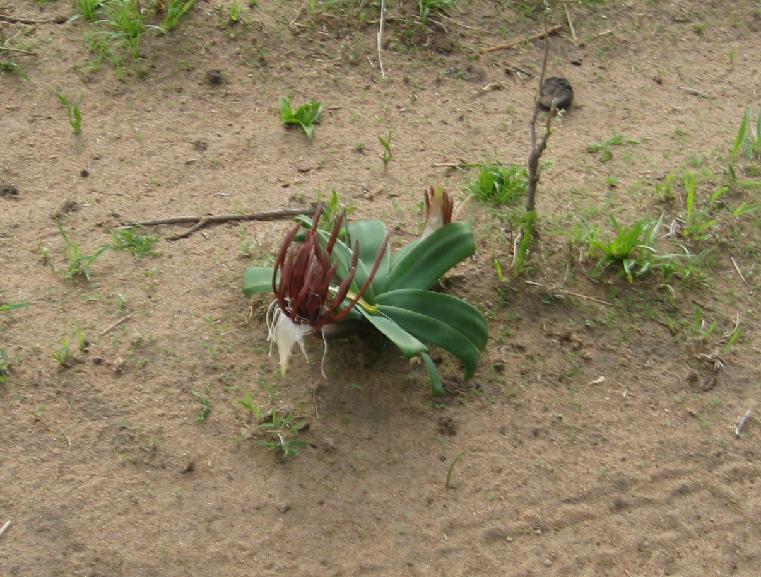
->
243, 190, 488, 395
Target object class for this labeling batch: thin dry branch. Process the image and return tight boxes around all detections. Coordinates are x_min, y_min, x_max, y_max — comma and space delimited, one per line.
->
125, 206, 317, 241
480, 24, 561, 55
526, 12, 559, 214
0, 13, 63, 24
562, 2, 578, 46
730, 255, 753, 294
0, 45, 36, 55
525, 281, 612, 306
100, 314, 132, 336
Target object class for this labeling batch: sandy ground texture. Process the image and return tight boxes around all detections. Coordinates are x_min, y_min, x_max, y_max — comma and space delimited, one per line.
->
2, 0, 761, 575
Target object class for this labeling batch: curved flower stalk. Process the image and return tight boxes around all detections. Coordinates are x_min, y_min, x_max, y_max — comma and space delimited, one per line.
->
268, 205, 390, 374
421, 186, 454, 239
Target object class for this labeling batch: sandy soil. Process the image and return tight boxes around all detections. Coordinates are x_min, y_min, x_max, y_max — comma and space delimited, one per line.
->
2, 0, 761, 575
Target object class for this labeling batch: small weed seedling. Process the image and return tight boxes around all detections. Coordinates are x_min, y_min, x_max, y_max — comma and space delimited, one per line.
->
588, 216, 661, 283
279, 96, 323, 139
76, 0, 104, 22
732, 106, 761, 164
469, 163, 528, 206
228, 0, 242, 24
0, 348, 10, 385
112, 227, 159, 258
238, 394, 307, 458
0, 60, 26, 78
52, 339, 74, 368
56, 92, 82, 135
192, 388, 211, 422
0, 297, 29, 314
680, 172, 726, 241
419, 0, 457, 25
161, 0, 195, 33
58, 226, 110, 281
378, 129, 393, 169
586, 134, 639, 162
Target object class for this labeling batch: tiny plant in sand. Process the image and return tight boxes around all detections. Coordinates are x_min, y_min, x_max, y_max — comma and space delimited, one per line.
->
112, 227, 159, 258
0, 293, 28, 385
52, 339, 74, 368
238, 394, 307, 458
58, 226, 110, 281
243, 188, 488, 395
192, 387, 211, 422
732, 106, 761, 164
279, 96, 323, 139
0, 60, 26, 77
56, 92, 82, 135
586, 134, 639, 162
161, 0, 195, 33
468, 163, 528, 206
587, 216, 662, 283
228, 0, 242, 24
76, 0, 105, 22
0, 349, 10, 385
419, 0, 457, 25
0, 294, 29, 314
679, 172, 727, 241
378, 129, 393, 169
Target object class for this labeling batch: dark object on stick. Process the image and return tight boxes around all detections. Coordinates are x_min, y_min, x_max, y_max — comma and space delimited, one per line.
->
539, 76, 573, 111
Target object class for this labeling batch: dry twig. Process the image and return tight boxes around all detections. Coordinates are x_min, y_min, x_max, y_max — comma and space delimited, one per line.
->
526, 13, 559, 214
124, 206, 316, 240
0, 13, 63, 24
0, 520, 11, 539
0, 45, 35, 55
562, 2, 578, 46
730, 256, 752, 294
480, 24, 561, 55
525, 281, 612, 306
100, 314, 132, 336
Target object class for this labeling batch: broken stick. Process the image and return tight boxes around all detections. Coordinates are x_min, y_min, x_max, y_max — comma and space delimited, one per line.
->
124, 206, 317, 241
480, 24, 562, 55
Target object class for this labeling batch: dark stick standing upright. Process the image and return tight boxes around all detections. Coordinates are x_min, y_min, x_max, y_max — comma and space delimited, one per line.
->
526, 9, 560, 215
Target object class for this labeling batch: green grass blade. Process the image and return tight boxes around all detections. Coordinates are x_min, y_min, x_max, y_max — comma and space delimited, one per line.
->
387, 222, 475, 291
732, 106, 751, 161
684, 172, 697, 223
378, 305, 480, 379
375, 289, 488, 351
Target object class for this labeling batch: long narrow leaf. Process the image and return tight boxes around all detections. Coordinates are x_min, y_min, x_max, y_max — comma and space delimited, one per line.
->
421, 352, 444, 396
378, 305, 480, 379
357, 308, 428, 357
732, 106, 751, 161
346, 220, 390, 294
375, 289, 488, 351
387, 222, 474, 291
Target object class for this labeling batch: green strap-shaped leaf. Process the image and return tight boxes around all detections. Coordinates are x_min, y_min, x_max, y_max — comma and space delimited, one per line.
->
243, 266, 274, 296
390, 238, 420, 269
357, 308, 428, 358
386, 222, 475, 291
377, 305, 480, 380
375, 289, 488, 351
346, 220, 390, 294
420, 352, 444, 396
